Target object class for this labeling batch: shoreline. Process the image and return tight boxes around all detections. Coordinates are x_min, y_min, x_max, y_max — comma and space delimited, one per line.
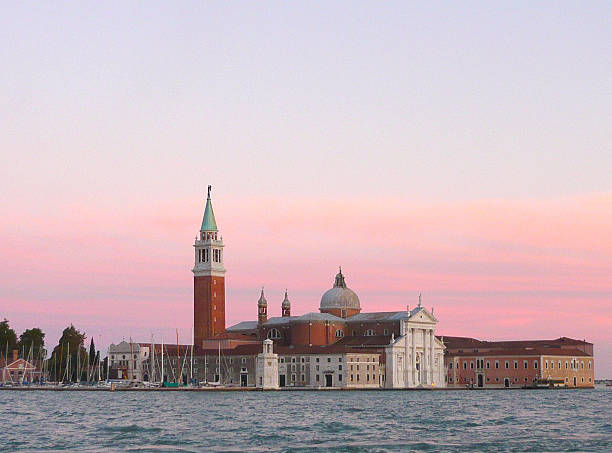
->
0, 386, 595, 392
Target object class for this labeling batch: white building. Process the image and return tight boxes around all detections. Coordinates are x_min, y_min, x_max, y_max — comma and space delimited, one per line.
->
385, 300, 446, 388
108, 341, 150, 382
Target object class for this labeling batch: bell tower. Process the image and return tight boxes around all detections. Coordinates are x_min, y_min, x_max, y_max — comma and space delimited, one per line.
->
193, 186, 226, 346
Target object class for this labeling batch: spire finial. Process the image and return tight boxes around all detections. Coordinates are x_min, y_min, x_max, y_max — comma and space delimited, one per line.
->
418, 293, 422, 307
207, 185, 212, 199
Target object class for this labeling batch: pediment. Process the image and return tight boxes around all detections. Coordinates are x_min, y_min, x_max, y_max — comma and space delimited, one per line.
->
408, 307, 438, 324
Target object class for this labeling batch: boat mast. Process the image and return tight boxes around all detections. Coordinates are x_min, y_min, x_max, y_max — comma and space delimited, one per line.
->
218, 342, 221, 384
150, 334, 155, 383
175, 329, 180, 384
161, 338, 164, 385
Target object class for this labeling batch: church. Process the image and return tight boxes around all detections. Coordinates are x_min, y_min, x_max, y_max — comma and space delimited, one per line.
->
107, 187, 593, 389
191, 187, 446, 389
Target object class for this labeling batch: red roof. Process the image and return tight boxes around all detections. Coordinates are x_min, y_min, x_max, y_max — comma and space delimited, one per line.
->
447, 347, 591, 358
440, 336, 592, 351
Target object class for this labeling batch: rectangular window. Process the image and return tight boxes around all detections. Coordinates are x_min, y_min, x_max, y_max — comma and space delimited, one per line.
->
339, 374, 342, 382
351, 374, 354, 382
316, 374, 319, 382
449, 363, 453, 369
339, 365, 343, 371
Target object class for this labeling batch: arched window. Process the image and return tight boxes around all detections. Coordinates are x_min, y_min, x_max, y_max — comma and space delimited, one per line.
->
335, 329, 344, 338
267, 328, 281, 339
364, 329, 375, 336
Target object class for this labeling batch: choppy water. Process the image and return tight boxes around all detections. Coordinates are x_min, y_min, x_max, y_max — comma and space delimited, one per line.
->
1, 388, 611, 452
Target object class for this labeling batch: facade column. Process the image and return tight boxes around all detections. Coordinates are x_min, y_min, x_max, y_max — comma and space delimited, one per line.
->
411, 327, 416, 386
420, 329, 428, 384
429, 329, 435, 385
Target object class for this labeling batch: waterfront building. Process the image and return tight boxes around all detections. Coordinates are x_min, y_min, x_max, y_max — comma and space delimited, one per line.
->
443, 336, 594, 388
108, 341, 150, 382
0, 350, 41, 384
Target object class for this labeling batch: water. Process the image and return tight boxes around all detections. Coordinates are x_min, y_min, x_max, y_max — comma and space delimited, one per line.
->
1, 388, 611, 452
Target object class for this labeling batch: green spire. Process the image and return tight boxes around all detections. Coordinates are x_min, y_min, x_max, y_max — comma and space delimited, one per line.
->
200, 185, 218, 232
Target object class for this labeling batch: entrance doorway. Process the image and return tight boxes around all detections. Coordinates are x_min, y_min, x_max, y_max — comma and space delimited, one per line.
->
325, 374, 333, 387
240, 374, 248, 387
573, 376, 577, 387
504, 378, 510, 388
477, 374, 484, 388
279, 375, 286, 387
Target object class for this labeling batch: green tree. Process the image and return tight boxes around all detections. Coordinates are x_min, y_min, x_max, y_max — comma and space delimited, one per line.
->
0, 319, 18, 362
18, 328, 45, 360
89, 337, 96, 366
49, 325, 87, 382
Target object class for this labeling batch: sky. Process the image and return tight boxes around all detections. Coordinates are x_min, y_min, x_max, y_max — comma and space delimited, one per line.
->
0, 2, 610, 378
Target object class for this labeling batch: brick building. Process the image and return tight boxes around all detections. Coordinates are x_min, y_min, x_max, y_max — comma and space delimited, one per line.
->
443, 336, 594, 388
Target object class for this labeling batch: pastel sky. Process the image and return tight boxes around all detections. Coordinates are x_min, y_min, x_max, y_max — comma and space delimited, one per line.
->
1, 2, 610, 377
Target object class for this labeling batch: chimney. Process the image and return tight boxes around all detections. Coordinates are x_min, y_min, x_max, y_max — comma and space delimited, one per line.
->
12, 349, 18, 362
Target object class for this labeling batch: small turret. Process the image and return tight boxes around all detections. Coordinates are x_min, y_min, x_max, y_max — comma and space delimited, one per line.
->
258, 288, 268, 325
281, 290, 291, 317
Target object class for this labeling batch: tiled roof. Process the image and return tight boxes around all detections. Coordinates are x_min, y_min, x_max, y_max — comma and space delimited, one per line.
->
293, 312, 344, 323
347, 311, 408, 322
263, 316, 295, 326
447, 347, 592, 358
440, 336, 592, 351
226, 321, 258, 332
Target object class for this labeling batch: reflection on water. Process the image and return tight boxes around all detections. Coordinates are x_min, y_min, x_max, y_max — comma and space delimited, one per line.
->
1, 388, 611, 452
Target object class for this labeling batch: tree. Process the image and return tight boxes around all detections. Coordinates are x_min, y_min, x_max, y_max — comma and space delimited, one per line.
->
18, 328, 45, 360
0, 319, 18, 361
89, 337, 96, 366
49, 325, 87, 382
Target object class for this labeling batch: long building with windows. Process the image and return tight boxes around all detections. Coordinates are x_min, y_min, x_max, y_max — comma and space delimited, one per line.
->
443, 336, 594, 388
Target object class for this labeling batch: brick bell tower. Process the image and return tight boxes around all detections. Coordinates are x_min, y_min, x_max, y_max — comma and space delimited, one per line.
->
193, 186, 226, 347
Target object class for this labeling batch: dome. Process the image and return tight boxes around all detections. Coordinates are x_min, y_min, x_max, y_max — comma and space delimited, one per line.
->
319, 268, 360, 311
258, 289, 267, 307
281, 290, 291, 308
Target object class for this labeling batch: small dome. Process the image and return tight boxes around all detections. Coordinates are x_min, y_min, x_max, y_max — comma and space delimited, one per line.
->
258, 289, 267, 307
281, 290, 291, 308
320, 268, 360, 311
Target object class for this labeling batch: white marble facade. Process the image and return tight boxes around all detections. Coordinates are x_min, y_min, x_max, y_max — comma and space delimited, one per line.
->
385, 306, 446, 388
